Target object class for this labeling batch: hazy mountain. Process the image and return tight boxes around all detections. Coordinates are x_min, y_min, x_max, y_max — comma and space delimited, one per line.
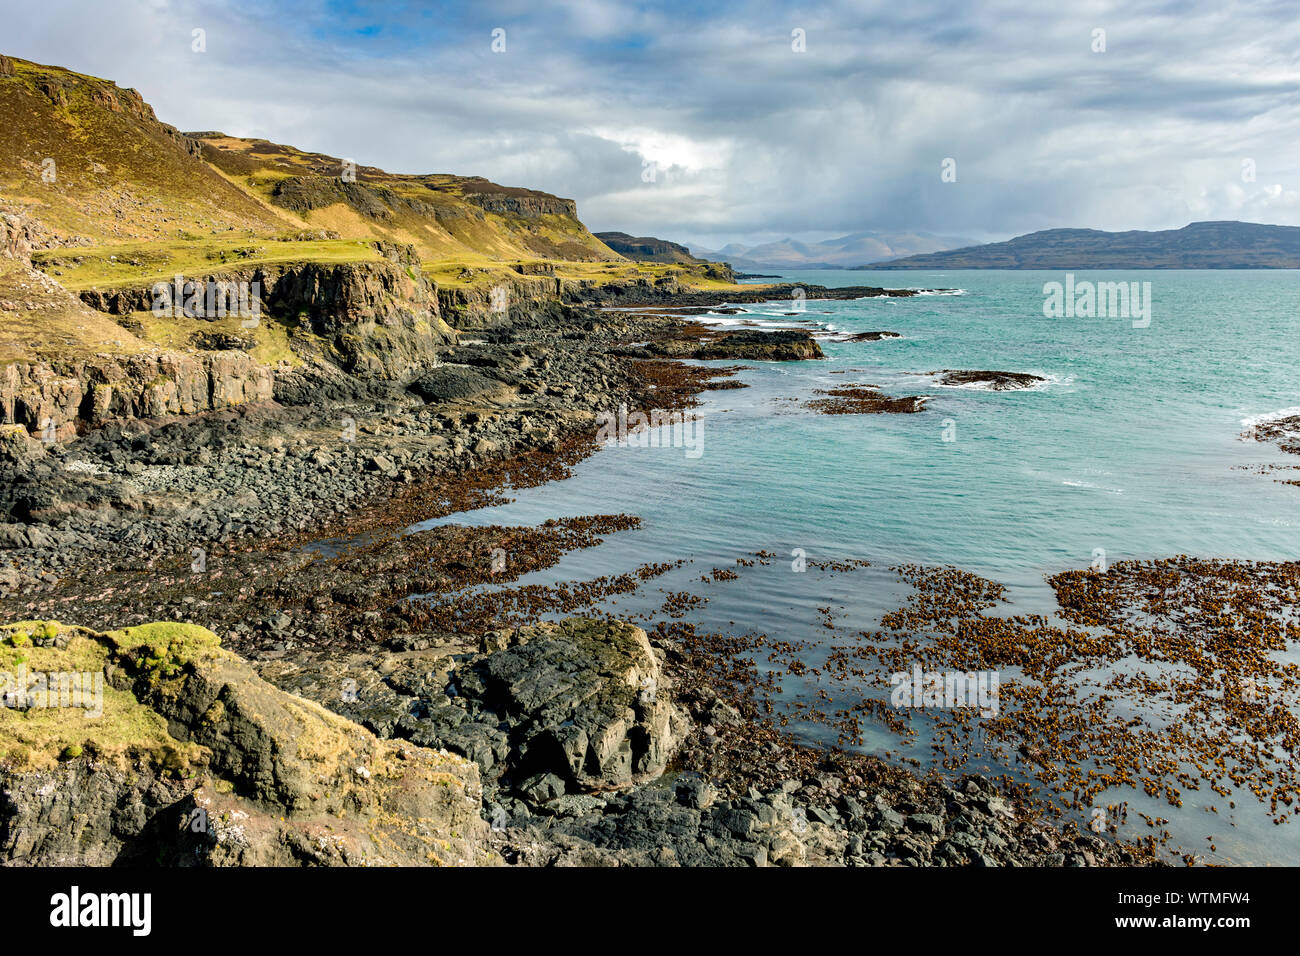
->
870, 221, 1300, 269
696, 230, 975, 270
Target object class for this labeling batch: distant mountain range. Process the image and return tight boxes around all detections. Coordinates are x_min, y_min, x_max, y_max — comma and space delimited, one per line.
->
694, 230, 976, 270
870, 221, 1300, 269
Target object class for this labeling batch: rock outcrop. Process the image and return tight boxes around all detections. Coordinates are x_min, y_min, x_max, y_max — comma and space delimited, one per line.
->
469, 618, 684, 792
75, 248, 458, 382
635, 328, 825, 362
1, 352, 275, 440
461, 186, 578, 219
323, 617, 686, 806
934, 369, 1046, 390
0, 621, 493, 866
408, 365, 514, 404
0, 212, 38, 262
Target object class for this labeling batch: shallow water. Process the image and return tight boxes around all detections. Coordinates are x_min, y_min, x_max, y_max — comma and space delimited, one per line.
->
412, 269, 1300, 864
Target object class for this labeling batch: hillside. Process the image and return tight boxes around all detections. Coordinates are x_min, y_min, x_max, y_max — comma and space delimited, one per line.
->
871, 221, 1300, 269
595, 231, 703, 264
196, 133, 621, 265
0, 55, 289, 244
0, 53, 629, 272
0, 53, 756, 440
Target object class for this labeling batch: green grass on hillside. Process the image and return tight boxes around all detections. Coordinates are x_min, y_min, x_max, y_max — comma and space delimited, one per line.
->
32, 237, 385, 291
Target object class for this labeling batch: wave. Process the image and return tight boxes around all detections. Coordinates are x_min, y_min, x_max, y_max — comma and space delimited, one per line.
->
1239, 405, 1300, 441
920, 371, 1073, 392
1062, 478, 1124, 494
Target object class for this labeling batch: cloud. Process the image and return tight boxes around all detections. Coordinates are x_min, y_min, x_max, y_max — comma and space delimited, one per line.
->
4, 0, 1300, 247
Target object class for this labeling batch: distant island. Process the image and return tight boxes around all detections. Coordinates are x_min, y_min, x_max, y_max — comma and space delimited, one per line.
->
866, 221, 1300, 269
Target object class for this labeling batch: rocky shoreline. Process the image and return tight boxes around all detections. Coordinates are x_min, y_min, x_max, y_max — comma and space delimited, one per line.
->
0, 290, 1159, 867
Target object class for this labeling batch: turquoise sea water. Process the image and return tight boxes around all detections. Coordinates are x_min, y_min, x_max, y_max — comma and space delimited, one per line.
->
415, 270, 1300, 864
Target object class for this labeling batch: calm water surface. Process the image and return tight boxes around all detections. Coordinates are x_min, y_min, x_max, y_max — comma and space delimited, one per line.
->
412, 269, 1300, 864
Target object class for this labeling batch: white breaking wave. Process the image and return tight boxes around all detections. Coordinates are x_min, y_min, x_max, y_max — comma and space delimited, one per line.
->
1239, 406, 1300, 441
1062, 479, 1124, 494
922, 371, 1073, 392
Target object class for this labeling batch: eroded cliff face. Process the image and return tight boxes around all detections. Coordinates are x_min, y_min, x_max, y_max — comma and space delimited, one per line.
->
0, 352, 275, 441
436, 271, 689, 330
2, 212, 278, 441
462, 192, 579, 218
4, 239, 462, 439
435, 274, 586, 330
76, 246, 458, 379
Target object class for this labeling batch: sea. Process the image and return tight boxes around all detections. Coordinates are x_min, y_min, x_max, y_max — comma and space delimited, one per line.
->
411, 269, 1300, 865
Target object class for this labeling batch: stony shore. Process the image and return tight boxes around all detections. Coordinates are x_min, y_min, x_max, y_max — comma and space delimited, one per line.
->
0, 290, 1160, 867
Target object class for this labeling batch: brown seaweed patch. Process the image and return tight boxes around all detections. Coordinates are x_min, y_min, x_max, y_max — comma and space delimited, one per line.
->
806, 387, 928, 415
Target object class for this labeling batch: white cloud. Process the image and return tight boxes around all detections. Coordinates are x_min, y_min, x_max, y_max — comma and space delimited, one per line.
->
3, 0, 1300, 246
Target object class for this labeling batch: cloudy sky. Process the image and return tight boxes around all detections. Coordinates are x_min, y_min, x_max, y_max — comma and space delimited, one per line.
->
6, 0, 1300, 250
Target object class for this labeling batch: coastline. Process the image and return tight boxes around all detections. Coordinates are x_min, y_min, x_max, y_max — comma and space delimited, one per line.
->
0, 289, 1166, 866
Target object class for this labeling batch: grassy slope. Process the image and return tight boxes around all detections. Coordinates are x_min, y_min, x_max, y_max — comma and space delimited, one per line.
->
194, 133, 623, 265
0, 621, 211, 772
1, 54, 754, 369
0, 57, 291, 242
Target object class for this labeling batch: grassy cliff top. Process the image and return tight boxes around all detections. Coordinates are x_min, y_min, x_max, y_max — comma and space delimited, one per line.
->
192, 133, 623, 265
32, 236, 386, 290
0, 56, 291, 244
0, 53, 620, 267
0, 621, 213, 772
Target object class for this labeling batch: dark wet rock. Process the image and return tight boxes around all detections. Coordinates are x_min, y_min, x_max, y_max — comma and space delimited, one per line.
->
408, 365, 512, 403
843, 330, 901, 342
636, 328, 824, 362
934, 369, 1046, 390
1252, 414, 1300, 456
806, 386, 928, 415
468, 617, 685, 792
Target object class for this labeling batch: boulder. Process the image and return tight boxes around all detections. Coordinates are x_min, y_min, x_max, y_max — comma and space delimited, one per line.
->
471, 618, 685, 793
408, 365, 511, 404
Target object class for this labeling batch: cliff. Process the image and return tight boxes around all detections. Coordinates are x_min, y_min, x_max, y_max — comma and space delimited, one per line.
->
0, 53, 752, 443
193, 133, 617, 264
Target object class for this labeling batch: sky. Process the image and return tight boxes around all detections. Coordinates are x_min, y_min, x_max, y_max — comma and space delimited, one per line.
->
5, 0, 1300, 251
